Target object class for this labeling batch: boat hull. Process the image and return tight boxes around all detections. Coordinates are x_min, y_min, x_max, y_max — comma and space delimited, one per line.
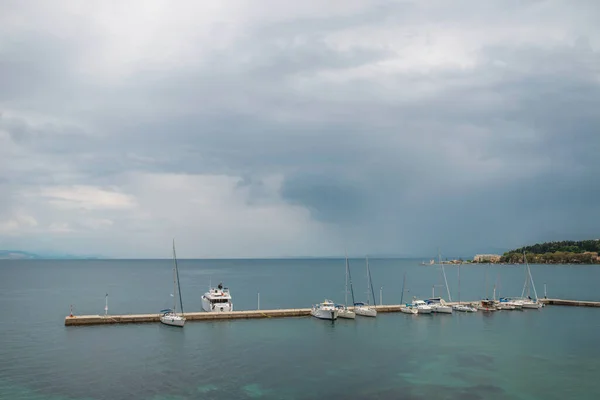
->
160, 315, 185, 327
337, 309, 356, 319
400, 307, 418, 315
201, 297, 233, 313
522, 302, 543, 309
452, 304, 477, 313
354, 306, 377, 317
311, 308, 338, 320
497, 302, 522, 310
431, 305, 453, 314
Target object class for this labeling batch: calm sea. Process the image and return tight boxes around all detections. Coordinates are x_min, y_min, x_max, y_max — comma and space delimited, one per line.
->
1, 258, 599, 399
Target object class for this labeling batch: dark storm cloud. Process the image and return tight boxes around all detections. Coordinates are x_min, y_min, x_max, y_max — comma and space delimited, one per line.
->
1, 0, 599, 256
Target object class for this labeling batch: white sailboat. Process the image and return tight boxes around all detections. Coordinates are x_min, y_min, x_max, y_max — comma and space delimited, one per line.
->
427, 259, 453, 313
160, 239, 186, 327
399, 272, 419, 314
452, 262, 477, 312
354, 257, 377, 317
337, 252, 356, 319
520, 251, 543, 309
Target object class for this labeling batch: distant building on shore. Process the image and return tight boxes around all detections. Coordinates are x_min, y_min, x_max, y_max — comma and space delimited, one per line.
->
473, 254, 502, 263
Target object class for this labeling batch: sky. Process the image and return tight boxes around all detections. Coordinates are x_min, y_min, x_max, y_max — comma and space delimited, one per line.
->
1, 0, 599, 258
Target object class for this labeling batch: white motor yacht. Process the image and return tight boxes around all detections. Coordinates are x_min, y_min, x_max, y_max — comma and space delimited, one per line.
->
311, 300, 338, 320
201, 282, 233, 313
413, 299, 432, 314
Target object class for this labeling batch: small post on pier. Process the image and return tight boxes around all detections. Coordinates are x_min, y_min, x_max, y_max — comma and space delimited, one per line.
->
69, 304, 73, 317
257, 292, 260, 310
104, 293, 108, 317
380, 287, 383, 305
544, 283, 547, 299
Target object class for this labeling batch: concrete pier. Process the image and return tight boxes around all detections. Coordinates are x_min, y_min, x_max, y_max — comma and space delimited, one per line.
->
64, 299, 599, 326
539, 298, 600, 307
65, 305, 406, 326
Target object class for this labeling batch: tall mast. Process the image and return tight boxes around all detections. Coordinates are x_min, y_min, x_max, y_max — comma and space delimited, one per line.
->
400, 272, 406, 304
344, 250, 349, 306
172, 241, 177, 313
442, 263, 452, 302
348, 255, 356, 305
457, 263, 461, 304
526, 254, 539, 300
521, 250, 529, 298
366, 257, 369, 305
173, 239, 184, 315
367, 258, 376, 306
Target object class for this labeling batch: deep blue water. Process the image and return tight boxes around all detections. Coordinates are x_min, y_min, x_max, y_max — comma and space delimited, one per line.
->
1, 258, 599, 399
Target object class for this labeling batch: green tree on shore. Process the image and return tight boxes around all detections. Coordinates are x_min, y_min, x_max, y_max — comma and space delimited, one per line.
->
498, 240, 600, 264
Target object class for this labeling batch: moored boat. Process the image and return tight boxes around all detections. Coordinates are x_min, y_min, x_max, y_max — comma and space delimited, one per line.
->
338, 252, 356, 319
354, 257, 377, 317
426, 297, 453, 314
336, 304, 356, 319
400, 304, 418, 314
354, 302, 377, 317
311, 299, 338, 320
478, 299, 498, 312
201, 283, 233, 313
160, 240, 186, 327
452, 303, 477, 313
413, 299, 432, 314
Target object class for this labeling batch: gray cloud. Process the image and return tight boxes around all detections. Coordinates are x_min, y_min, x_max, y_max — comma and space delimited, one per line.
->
1, 0, 599, 257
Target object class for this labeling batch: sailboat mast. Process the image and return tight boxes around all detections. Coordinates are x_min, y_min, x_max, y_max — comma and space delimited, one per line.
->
366, 257, 369, 305
348, 256, 356, 305
526, 257, 539, 300
172, 243, 177, 313
458, 263, 461, 304
521, 251, 529, 298
400, 272, 406, 304
344, 251, 349, 306
173, 239, 184, 315
367, 258, 377, 306
442, 263, 452, 302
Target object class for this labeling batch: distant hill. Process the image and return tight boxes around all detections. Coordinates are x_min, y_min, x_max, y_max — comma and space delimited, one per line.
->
501, 240, 600, 264
0, 250, 102, 260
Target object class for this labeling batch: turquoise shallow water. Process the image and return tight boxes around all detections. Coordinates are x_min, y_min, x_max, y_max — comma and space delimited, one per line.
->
1, 259, 599, 399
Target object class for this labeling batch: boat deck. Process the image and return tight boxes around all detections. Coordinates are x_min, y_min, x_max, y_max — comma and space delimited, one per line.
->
63, 299, 597, 326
